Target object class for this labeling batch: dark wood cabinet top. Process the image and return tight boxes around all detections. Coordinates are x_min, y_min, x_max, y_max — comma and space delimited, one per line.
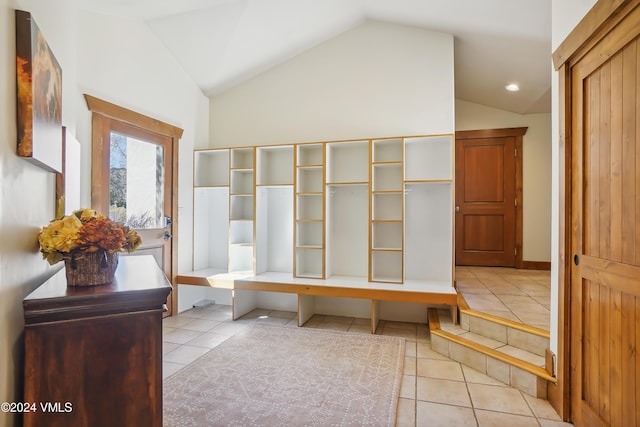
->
23, 255, 172, 325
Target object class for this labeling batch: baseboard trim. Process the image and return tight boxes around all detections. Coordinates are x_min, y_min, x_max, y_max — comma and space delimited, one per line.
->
521, 261, 551, 270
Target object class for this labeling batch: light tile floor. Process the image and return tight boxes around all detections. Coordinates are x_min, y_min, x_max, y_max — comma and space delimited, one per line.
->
455, 266, 551, 330
163, 302, 571, 426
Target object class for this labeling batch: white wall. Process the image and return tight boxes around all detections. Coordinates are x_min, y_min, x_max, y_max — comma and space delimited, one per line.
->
0, 1, 209, 423
549, 0, 596, 363
74, 10, 210, 276
456, 100, 552, 262
206, 20, 455, 318
1, 3, 75, 425
210, 20, 455, 147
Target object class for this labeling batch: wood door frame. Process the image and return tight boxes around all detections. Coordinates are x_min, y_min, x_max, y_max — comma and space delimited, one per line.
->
455, 127, 526, 268
551, 0, 640, 420
85, 94, 183, 316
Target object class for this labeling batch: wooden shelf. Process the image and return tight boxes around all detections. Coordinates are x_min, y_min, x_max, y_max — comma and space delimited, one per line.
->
372, 160, 402, 165
195, 184, 229, 189
326, 181, 368, 186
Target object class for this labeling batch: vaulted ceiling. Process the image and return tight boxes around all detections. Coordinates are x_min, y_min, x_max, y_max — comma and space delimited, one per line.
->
77, 0, 552, 114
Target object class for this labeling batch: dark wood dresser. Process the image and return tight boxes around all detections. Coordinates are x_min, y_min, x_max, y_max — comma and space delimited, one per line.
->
22, 255, 172, 427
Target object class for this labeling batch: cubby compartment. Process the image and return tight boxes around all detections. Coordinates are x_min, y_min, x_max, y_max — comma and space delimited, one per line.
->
231, 147, 254, 169
372, 221, 403, 250
296, 194, 323, 221
296, 221, 323, 248
229, 244, 254, 274
230, 169, 254, 194
297, 167, 323, 193
194, 149, 229, 187
371, 251, 403, 283
230, 195, 253, 220
404, 135, 453, 181
372, 193, 403, 221
297, 143, 323, 166
404, 182, 453, 283
257, 145, 294, 186
229, 220, 253, 245
373, 139, 402, 163
326, 184, 368, 278
326, 141, 369, 183
296, 248, 323, 279
256, 186, 293, 274
372, 163, 403, 191
193, 187, 229, 271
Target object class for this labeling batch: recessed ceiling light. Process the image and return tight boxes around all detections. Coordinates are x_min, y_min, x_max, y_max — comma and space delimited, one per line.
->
505, 83, 520, 92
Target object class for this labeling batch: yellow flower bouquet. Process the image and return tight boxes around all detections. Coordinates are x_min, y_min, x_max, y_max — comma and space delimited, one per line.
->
39, 209, 142, 286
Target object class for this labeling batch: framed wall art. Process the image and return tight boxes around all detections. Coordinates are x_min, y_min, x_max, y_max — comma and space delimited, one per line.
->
15, 10, 63, 173
55, 127, 81, 218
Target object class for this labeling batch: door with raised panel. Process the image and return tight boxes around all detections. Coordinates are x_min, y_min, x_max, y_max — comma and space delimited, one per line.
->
455, 129, 525, 267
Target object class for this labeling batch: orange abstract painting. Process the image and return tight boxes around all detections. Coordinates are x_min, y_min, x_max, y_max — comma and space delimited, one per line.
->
16, 10, 62, 173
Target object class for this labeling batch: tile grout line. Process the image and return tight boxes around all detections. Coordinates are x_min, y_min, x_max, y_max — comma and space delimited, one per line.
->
460, 366, 481, 427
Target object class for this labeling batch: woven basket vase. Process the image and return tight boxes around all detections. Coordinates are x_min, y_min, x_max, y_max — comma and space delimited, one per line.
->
64, 251, 119, 287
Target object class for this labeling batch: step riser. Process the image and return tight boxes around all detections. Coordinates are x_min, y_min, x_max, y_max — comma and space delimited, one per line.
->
460, 311, 549, 357
432, 333, 547, 398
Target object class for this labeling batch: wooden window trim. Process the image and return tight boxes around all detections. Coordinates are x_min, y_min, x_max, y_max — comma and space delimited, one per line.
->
84, 95, 183, 138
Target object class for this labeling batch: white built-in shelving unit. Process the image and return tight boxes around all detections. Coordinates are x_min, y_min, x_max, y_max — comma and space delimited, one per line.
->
228, 148, 255, 274
183, 134, 455, 328
294, 143, 325, 279
370, 138, 404, 283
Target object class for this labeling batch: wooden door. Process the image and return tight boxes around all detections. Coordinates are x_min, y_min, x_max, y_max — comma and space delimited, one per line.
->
87, 95, 183, 316
455, 128, 525, 267
568, 5, 640, 426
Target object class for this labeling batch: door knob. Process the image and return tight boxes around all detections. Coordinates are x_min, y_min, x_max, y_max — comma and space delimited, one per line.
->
573, 254, 580, 265
164, 231, 172, 241
455, 206, 460, 213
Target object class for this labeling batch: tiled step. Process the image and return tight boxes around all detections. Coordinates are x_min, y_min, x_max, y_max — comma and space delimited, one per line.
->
458, 294, 550, 357
428, 307, 556, 398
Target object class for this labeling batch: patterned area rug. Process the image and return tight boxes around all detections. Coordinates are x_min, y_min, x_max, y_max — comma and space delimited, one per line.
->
163, 324, 405, 426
